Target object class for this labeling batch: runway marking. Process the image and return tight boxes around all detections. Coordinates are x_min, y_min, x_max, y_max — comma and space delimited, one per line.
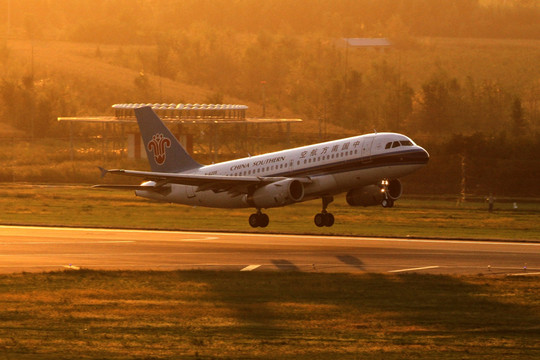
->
179, 236, 219, 242
507, 272, 540, 277
388, 265, 440, 273
2, 225, 538, 247
63, 264, 80, 270
241, 265, 261, 272
0, 241, 135, 245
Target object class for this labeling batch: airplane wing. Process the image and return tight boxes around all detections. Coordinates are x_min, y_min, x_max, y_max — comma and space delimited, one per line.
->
94, 168, 312, 193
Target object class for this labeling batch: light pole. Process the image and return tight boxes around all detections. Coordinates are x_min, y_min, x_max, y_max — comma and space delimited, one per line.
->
260, 80, 266, 117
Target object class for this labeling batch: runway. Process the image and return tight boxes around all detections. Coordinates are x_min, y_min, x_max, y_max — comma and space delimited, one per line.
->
0, 225, 539, 275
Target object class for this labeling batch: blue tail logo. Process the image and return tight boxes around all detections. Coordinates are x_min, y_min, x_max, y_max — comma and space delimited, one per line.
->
147, 133, 171, 165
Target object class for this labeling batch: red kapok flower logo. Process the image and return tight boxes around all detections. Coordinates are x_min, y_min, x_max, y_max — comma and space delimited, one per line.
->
147, 133, 171, 165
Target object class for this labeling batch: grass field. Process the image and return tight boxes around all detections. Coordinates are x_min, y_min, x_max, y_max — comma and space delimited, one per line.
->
0, 270, 538, 359
0, 185, 538, 359
0, 184, 538, 240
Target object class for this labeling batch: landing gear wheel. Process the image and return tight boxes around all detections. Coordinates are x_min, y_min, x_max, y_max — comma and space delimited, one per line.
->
381, 198, 394, 208
249, 212, 270, 228
314, 196, 336, 227
259, 213, 269, 228
314, 212, 335, 227
314, 213, 325, 227
249, 213, 259, 228
324, 212, 335, 227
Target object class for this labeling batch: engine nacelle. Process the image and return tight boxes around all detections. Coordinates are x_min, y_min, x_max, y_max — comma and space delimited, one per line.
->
246, 179, 305, 209
346, 179, 402, 207
386, 179, 402, 200
346, 185, 385, 207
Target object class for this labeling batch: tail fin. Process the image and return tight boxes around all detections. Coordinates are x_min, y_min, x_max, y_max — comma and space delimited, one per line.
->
134, 106, 201, 173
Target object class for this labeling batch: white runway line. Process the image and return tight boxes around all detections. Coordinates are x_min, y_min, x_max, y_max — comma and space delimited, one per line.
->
388, 265, 440, 273
240, 265, 261, 272
0, 241, 135, 245
179, 237, 219, 242
3, 225, 539, 247
63, 265, 80, 270
507, 272, 540, 277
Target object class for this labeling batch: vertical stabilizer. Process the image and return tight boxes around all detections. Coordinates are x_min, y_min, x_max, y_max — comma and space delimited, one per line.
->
134, 106, 201, 173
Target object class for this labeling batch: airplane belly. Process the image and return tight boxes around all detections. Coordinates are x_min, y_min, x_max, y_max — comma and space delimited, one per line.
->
383, 163, 426, 179
304, 174, 339, 196
195, 190, 249, 208
334, 163, 426, 189
332, 169, 376, 190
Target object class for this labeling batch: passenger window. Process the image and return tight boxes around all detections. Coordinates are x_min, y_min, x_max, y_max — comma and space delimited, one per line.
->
392, 141, 400, 148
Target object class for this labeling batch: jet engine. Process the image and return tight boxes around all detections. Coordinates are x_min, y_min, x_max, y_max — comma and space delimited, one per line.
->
346, 179, 402, 207
346, 185, 385, 207
246, 179, 305, 209
385, 179, 402, 200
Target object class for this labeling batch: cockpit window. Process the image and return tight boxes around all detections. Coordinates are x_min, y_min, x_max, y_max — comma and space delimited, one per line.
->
400, 140, 413, 146
392, 141, 400, 148
385, 142, 392, 149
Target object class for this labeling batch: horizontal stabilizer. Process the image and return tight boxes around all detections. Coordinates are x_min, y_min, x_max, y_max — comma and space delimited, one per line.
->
98, 166, 109, 178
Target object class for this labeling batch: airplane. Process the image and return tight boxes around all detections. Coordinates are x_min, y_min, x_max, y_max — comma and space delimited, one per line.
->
95, 106, 429, 227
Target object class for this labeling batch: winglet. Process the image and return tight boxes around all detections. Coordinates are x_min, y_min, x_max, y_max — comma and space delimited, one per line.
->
98, 166, 109, 178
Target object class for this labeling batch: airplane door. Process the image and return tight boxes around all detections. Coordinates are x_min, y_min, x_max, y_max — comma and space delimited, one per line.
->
361, 136, 374, 162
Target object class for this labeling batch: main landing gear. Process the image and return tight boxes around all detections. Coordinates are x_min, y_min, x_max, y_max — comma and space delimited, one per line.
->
249, 210, 269, 228
314, 196, 335, 227
249, 196, 336, 228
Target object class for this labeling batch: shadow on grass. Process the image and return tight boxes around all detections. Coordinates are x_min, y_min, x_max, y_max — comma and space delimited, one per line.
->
202, 271, 540, 354
2, 270, 539, 359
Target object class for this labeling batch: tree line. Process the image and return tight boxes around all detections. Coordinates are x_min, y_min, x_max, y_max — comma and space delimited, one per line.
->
3, 0, 539, 42
0, 0, 539, 196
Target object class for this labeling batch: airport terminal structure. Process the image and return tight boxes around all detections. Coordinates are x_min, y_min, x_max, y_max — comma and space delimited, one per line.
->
58, 103, 302, 161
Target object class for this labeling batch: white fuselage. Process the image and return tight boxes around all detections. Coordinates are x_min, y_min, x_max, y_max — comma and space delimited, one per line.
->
135, 132, 429, 209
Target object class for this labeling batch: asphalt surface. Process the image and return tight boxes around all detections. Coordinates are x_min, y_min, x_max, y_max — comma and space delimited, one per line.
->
0, 225, 539, 275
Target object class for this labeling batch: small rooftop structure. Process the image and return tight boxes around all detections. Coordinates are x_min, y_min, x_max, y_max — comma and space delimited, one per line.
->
112, 103, 249, 121
340, 38, 392, 48
59, 103, 301, 125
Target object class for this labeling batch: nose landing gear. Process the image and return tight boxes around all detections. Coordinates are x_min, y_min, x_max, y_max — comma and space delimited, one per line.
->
380, 179, 395, 208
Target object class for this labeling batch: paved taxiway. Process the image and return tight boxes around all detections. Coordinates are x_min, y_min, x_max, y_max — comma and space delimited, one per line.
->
0, 225, 538, 275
